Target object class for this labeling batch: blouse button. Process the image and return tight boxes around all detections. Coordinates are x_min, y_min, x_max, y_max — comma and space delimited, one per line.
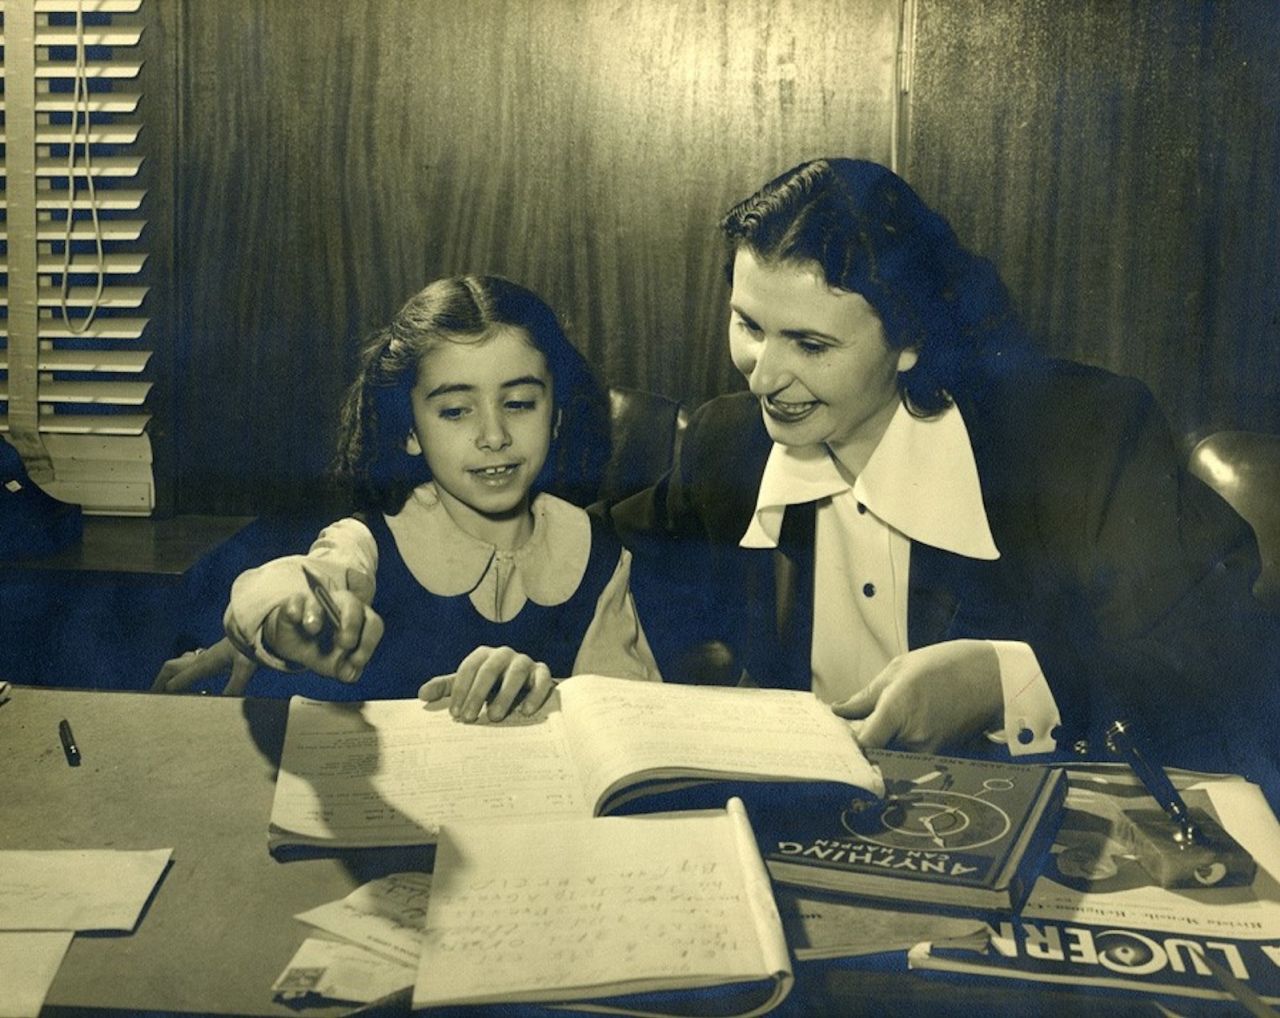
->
857, 502, 867, 514
862, 582, 876, 597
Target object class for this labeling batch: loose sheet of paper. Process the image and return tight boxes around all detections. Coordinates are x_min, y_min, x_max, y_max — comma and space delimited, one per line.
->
0, 931, 73, 1018
271, 698, 589, 845
413, 800, 790, 1010
0, 849, 171, 931
296, 872, 431, 967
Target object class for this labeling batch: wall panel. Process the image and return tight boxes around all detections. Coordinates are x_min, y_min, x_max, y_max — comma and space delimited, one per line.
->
906, 0, 1280, 443
174, 0, 899, 513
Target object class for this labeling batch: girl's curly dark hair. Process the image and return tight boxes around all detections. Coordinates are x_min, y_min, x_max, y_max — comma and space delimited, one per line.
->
333, 275, 610, 514
720, 158, 1025, 415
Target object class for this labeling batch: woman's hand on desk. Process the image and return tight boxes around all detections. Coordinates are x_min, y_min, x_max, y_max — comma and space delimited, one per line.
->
418, 645, 555, 722
831, 640, 1003, 752
151, 637, 258, 695
259, 589, 385, 683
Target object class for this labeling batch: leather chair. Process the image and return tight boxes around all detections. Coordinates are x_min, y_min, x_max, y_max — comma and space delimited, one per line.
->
601, 387, 742, 685
599, 386, 688, 505
1188, 431, 1280, 612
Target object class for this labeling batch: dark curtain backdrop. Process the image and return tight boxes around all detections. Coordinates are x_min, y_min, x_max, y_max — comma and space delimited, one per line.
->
171, 0, 900, 514
906, 0, 1280, 445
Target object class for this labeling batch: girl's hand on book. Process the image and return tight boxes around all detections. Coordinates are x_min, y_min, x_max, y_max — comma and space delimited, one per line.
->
151, 637, 258, 695
831, 640, 1003, 752
261, 589, 384, 683
418, 646, 555, 722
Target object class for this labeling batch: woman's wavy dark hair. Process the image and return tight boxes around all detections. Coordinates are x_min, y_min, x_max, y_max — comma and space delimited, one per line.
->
334, 275, 611, 515
720, 158, 1025, 414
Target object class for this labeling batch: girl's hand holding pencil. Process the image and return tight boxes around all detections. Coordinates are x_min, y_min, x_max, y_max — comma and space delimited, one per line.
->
259, 573, 386, 683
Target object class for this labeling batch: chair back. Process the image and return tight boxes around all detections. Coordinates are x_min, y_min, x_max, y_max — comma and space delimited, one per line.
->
1188, 431, 1280, 611
599, 386, 688, 504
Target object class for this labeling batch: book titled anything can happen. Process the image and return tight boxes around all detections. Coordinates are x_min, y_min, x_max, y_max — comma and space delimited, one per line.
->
765, 749, 1067, 916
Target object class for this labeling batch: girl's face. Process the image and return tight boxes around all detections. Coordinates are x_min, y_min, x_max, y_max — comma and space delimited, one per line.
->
406, 325, 554, 543
728, 248, 917, 465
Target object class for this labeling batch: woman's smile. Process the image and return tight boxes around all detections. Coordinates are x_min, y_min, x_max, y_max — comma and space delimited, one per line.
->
762, 393, 822, 423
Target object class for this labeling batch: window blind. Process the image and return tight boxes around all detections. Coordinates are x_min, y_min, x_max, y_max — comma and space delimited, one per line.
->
0, 0, 152, 515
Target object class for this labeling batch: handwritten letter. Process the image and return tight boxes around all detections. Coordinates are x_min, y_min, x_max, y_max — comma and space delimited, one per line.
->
413, 799, 791, 1011
0, 849, 171, 932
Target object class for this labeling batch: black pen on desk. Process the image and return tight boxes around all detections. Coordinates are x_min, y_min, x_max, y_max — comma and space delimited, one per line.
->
58, 718, 81, 767
1105, 718, 1198, 845
301, 564, 343, 630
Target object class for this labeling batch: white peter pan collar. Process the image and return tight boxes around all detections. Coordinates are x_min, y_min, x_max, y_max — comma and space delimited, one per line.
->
384, 483, 590, 622
740, 400, 999, 561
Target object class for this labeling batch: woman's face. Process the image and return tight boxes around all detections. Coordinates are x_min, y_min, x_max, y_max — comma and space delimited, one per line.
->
728, 248, 916, 457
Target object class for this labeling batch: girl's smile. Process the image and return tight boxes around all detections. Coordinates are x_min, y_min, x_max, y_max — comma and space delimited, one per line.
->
468, 462, 524, 486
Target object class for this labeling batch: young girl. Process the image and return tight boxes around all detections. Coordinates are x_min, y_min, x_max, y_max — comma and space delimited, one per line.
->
153, 275, 661, 717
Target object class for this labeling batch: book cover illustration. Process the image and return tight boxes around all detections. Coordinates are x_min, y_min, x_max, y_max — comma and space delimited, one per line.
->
1021, 765, 1280, 939
765, 749, 1066, 913
909, 766, 1280, 1006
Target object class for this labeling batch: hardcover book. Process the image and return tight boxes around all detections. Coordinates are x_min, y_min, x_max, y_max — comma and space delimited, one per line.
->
268, 673, 883, 852
764, 749, 1066, 915
412, 799, 793, 1017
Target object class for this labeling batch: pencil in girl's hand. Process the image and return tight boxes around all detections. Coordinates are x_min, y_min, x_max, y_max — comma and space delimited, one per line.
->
301, 564, 342, 630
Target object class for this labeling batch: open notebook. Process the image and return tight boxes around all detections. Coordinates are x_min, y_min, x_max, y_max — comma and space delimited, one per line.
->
268, 673, 884, 852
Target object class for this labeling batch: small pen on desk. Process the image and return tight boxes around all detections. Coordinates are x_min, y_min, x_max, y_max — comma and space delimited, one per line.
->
1105, 718, 1198, 845
301, 564, 343, 630
58, 718, 81, 767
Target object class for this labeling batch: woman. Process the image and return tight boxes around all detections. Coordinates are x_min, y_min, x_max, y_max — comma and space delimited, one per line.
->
613, 157, 1277, 780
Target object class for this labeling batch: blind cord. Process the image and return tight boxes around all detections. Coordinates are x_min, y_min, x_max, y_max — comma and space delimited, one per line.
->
58, 0, 107, 334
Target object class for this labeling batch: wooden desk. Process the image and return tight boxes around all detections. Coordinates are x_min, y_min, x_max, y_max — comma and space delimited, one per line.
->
2, 687, 425, 1017
2, 687, 1159, 1018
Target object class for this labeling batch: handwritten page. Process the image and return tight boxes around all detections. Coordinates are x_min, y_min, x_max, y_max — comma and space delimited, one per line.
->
413, 798, 792, 1014
0, 849, 171, 931
269, 677, 884, 851
559, 676, 884, 810
0, 931, 73, 1018
270, 697, 589, 847
296, 872, 431, 967
273, 937, 414, 1005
